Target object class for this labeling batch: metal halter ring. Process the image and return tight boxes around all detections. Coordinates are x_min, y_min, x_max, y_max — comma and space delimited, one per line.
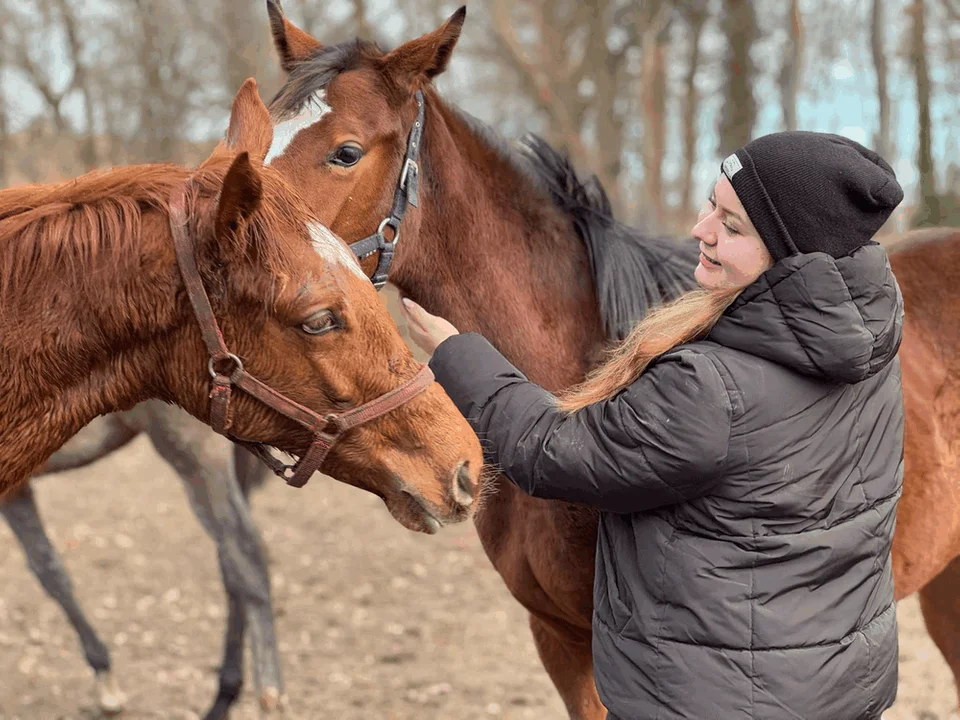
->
378, 217, 400, 244
208, 352, 244, 379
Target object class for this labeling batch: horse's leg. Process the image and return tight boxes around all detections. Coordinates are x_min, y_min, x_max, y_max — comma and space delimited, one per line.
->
233, 444, 273, 501
35, 414, 139, 475
134, 403, 283, 718
529, 614, 607, 720
474, 482, 605, 720
918, 556, 960, 713
0, 482, 126, 714
205, 592, 248, 720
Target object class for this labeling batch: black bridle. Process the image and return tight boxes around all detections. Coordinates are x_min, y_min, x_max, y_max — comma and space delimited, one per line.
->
348, 90, 425, 290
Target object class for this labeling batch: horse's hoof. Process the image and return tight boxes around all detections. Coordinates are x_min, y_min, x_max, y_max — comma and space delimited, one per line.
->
259, 687, 285, 714
95, 671, 127, 715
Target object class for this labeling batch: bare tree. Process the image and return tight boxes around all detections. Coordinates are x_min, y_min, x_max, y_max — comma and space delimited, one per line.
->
678, 0, 709, 218
910, 0, 940, 225
126, 0, 205, 163
488, 0, 645, 216
5, 1, 76, 135
779, 0, 804, 131
871, 0, 892, 161
354, 0, 374, 41
640, 4, 671, 229
53, 0, 98, 169
0, 54, 8, 188
718, 0, 758, 156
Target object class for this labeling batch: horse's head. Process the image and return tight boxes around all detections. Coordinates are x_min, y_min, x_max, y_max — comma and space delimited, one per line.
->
177, 78, 481, 533
263, 2, 467, 283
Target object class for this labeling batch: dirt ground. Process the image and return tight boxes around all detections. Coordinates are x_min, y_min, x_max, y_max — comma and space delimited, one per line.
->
0, 436, 956, 720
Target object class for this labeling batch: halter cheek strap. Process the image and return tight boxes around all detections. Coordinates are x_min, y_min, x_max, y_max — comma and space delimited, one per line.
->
348, 89, 425, 289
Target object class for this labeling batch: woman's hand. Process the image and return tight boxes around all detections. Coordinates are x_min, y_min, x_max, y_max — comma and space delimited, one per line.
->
400, 298, 459, 356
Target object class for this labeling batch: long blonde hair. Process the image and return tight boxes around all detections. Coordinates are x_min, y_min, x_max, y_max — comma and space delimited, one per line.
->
557, 287, 742, 413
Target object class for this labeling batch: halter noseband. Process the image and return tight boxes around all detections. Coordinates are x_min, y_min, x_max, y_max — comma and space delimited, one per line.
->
168, 181, 435, 488
347, 90, 425, 290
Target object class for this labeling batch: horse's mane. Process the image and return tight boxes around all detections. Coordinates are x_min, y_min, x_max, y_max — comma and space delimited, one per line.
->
512, 134, 700, 341
271, 39, 383, 120
0, 151, 314, 302
270, 39, 701, 341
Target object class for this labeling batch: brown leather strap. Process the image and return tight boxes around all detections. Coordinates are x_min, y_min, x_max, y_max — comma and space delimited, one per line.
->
169, 184, 232, 365
335, 364, 435, 431
230, 370, 331, 433
209, 375, 234, 434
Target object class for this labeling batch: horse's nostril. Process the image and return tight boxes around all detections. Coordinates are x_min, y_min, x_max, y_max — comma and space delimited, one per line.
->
454, 461, 475, 507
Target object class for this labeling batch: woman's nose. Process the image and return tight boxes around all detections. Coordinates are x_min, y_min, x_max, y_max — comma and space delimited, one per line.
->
692, 218, 717, 245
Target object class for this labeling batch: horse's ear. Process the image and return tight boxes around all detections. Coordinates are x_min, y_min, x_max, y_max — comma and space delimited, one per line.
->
382, 6, 465, 87
215, 152, 263, 249
224, 78, 273, 163
267, 0, 322, 73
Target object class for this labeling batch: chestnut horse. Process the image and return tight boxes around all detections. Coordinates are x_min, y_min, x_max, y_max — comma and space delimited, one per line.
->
1, 76, 482, 712
263, 5, 960, 717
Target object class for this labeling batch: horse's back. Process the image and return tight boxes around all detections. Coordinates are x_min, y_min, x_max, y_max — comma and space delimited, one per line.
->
887, 227, 960, 347
886, 227, 960, 597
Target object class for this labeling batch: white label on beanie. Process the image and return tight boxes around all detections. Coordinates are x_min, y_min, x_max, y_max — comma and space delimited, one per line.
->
722, 153, 743, 179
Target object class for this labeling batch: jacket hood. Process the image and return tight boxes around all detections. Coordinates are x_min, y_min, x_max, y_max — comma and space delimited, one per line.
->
707, 243, 903, 383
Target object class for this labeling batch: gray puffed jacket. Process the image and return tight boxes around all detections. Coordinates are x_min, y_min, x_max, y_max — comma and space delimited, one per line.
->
429, 245, 904, 720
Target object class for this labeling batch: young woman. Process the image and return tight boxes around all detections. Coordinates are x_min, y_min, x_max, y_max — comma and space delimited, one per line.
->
402, 131, 905, 720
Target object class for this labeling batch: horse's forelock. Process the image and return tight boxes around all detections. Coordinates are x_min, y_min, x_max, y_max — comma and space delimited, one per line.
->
269, 39, 379, 121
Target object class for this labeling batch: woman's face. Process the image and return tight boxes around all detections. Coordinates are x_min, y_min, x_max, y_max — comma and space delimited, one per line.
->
691, 176, 773, 290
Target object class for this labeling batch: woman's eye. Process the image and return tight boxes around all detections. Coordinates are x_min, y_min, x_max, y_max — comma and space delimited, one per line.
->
301, 310, 340, 336
724, 224, 741, 236
330, 145, 363, 167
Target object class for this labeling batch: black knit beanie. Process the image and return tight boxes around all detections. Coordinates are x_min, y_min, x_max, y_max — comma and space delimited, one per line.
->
720, 131, 904, 262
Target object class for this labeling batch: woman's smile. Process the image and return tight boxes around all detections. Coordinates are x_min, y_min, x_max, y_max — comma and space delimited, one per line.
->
699, 251, 722, 268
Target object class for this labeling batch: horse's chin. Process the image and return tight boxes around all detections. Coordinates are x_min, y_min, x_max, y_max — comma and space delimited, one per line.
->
383, 490, 443, 535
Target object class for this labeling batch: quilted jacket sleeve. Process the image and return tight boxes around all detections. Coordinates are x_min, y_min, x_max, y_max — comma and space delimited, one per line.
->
428, 333, 733, 514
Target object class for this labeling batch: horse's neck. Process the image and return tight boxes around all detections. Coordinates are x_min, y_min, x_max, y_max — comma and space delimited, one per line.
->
0, 207, 182, 492
395, 103, 604, 391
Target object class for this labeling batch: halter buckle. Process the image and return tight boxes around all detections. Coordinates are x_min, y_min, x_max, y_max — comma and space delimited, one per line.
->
399, 158, 418, 191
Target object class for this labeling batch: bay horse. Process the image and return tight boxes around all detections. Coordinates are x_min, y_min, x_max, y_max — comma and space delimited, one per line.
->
263, 5, 960, 717
1, 76, 482, 713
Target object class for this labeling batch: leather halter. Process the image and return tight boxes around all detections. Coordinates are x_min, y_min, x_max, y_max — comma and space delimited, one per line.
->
348, 89, 425, 289
168, 181, 435, 488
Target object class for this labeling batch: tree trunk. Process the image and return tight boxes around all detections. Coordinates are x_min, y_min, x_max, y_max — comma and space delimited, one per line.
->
55, 0, 98, 170
680, 2, 708, 219
640, 12, 669, 229
778, 0, 804, 131
220, 0, 260, 100
911, 0, 939, 225
871, 0, 891, 160
0, 72, 8, 187
353, 0, 373, 41
134, 0, 180, 163
718, 0, 758, 156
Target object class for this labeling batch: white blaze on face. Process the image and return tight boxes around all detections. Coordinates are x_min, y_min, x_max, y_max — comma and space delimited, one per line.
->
308, 222, 366, 280
265, 92, 332, 165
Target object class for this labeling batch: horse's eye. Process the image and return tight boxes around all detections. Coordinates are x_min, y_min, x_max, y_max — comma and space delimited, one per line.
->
330, 144, 363, 167
301, 310, 340, 336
